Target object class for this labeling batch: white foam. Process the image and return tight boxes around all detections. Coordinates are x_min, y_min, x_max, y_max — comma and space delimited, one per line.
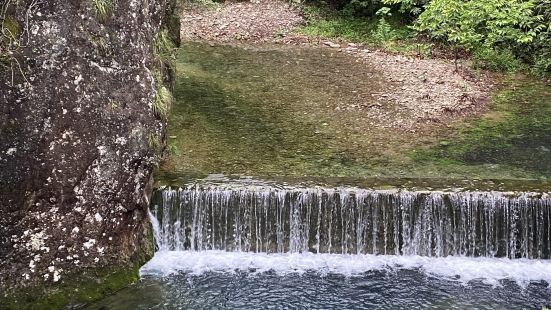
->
140, 251, 551, 287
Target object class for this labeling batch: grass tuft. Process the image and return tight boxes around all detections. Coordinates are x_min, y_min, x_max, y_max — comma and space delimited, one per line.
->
154, 84, 173, 120
154, 29, 176, 63
92, 0, 113, 22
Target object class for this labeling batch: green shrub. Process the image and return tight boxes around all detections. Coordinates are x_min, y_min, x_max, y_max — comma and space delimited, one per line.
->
372, 7, 397, 42
473, 47, 524, 72
303, 0, 551, 77
416, 0, 543, 50
532, 53, 551, 77
527, 22, 551, 78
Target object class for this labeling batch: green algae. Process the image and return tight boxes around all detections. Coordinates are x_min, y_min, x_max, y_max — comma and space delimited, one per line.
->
2, 263, 143, 310
413, 78, 551, 180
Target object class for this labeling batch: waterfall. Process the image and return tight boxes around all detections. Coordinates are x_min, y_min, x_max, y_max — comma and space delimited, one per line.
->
149, 185, 551, 259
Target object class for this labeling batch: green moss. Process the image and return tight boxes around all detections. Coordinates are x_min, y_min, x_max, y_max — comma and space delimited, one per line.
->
148, 132, 163, 156
2, 263, 143, 309
89, 34, 109, 54
153, 71, 174, 121
152, 28, 177, 121
1, 14, 21, 66
2, 16, 20, 41
1, 225, 154, 310
153, 83, 173, 121
92, 0, 113, 22
154, 29, 176, 64
412, 79, 551, 178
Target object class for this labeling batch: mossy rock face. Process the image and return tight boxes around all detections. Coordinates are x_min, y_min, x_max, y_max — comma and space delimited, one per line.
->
2, 260, 147, 309
0, 220, 154, 309
6, 214, 155, 309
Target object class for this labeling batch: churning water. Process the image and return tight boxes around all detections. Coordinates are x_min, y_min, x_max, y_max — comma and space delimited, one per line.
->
97, 182, 551, 309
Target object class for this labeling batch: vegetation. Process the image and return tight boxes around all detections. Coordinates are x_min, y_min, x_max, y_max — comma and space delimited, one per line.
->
302, 0, 551, 77
300, 4, 413, 44
153, 29, 176, 120
2, 254, 152, 309
413, 79, 551, 178
154, 29, 176, 63
153, 79, 174, 120
1, 0, 27, 86
92, 0, 113, 22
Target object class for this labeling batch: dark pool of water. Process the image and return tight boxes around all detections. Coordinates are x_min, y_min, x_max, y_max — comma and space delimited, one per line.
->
88, 270, 551, 309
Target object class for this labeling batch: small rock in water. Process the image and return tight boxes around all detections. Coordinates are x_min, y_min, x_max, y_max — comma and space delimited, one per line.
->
323, 41, 340, 48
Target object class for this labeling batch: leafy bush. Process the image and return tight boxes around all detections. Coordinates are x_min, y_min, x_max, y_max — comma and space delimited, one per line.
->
372, 7, 397, 42
382, 0, 430, 15
416, 0, 544, 49
473, 47, 524, 72
342, 0, 384, 16
304, 0, 551, 77
532, 51, 551, 77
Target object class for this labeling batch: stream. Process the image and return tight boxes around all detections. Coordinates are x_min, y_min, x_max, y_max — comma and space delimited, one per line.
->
89, 43, 551, 309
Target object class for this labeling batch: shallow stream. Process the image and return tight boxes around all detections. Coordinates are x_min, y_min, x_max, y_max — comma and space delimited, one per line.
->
160, 42, 551, 182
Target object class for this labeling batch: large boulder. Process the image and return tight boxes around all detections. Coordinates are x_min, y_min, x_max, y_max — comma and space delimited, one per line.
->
0, 0, 178, 307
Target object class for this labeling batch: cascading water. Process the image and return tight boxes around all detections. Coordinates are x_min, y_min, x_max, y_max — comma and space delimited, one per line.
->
149, 185, 551, 259
133, 182, 551, 309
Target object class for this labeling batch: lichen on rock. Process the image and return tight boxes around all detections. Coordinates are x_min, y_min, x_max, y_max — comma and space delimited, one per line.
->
0, 0, 179, 308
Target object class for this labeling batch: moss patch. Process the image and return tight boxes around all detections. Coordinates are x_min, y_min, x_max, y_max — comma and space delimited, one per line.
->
1, 223, 154, 310
2, 264, 140, 309
413, 78, 551, 179
2, 15, 20, 40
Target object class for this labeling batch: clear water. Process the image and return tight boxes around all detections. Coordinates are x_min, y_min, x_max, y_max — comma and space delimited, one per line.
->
160, 42, 551, 182
89, 39, 551, 308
